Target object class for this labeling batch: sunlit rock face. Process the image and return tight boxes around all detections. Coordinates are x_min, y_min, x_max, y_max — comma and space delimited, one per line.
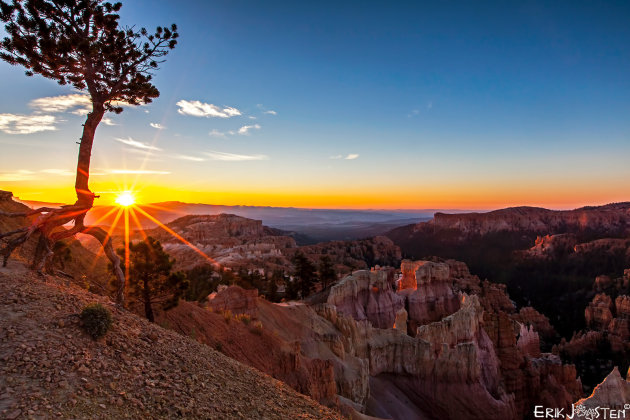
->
327, 268, 404, 329
399, 260, 461, 331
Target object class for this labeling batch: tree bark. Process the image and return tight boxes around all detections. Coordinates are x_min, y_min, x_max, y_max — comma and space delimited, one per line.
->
143, 277, 155, 322
75, 102, 105, 207
0, 102, 127, 305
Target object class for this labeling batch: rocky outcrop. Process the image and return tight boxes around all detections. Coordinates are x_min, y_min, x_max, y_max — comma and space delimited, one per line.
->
399, 260, 461, 330
575, 367, 630, 410
327, 268, 403, 329
574, 238, 630, 257
207, 286, 259, 315
294, 236, 402, 275
522, 234, 577, 259
144, 214, 400, 277
514, 306, 557, 343
318, 295, 516, 420
585, 293, 614, 330
484, 309, 582, 417
516, 324, 541, 358
197, 260, 581, 420
0, 190, 13, 201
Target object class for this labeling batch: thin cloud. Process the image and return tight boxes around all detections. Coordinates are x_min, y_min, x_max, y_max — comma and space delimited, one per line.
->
176, 100, 242, 118
263, 110, 277, 115
209, 129, 227, 137
30, 93, 129, 115
29, 94, 91, 114
330, 153, 359, 160
101, 117, 116, 126
114, 137, 162, 151
150, 122, 165, 129
0, 170, 36, 182
40, 169, 74, 176
238, 124, 261, 135
205, 150, 268, 161
0, 168, 73, 181
108, 169, 170, 175
427, 101, 433, 109
175, 154, 205, 162
0, 114, 57, 134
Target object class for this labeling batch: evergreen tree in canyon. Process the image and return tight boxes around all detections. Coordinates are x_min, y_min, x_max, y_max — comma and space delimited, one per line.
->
118, 237, 188, 322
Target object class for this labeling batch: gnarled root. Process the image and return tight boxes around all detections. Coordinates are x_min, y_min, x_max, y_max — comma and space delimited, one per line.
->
0, 203, 125, 304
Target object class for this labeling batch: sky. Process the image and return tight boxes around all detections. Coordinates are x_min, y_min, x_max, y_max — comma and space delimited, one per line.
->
0, 0, 629, 210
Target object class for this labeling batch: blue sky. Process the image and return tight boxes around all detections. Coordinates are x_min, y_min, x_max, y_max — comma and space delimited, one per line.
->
0, 0, 629, 209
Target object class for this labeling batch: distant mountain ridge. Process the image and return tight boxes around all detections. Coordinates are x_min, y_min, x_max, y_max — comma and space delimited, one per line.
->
18, 199, 436, 243
427, 203, 630, 236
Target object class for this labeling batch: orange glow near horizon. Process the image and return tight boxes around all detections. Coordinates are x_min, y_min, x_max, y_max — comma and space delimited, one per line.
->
5, 177, 630, 212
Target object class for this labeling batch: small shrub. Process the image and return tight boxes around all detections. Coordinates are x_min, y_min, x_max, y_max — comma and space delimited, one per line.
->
79, 303, 113, 339
235, 313, 251, 325
215, 342, 223, 352
222, 310, 232, 324
249, 321, 263, 335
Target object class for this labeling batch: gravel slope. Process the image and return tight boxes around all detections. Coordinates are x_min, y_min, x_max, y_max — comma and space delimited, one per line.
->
0, 262, 341, 420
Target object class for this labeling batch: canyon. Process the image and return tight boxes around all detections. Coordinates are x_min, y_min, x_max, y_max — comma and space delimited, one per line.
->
188, 259, 582, 419
3, 192, 630, 419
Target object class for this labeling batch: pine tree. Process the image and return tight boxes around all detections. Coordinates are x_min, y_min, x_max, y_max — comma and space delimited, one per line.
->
292, 251, 317, 299
118, 237, 188, 322
318, 255, 336, 290
0, 1, 177, 303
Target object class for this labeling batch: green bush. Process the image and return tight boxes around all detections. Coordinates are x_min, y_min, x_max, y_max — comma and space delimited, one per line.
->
79, 303, 113, 339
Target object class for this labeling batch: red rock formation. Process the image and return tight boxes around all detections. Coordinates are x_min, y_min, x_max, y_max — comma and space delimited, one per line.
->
207, 285, 259, 315
575, 367, 630, 410
522, 234, 577, 259
292, 236, 402, 276
479, 280, 515, 314
187, 260, 582, 420
156, 299, 340, 408
514, 306, 557, 343
585, 293, 614, 330
483, 308, 582, 417
574, 238, 630, 257
594, 275, 613, 291
399, 261, 461, 330
516, 324, 541, 358
615, 295, 630, 318
327, 268, 403, 329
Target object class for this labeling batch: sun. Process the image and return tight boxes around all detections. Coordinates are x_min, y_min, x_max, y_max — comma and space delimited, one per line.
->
115, 191, 136, 207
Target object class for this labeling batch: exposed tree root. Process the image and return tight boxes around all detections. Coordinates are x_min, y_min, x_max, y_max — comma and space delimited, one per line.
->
0, 202, 125, 304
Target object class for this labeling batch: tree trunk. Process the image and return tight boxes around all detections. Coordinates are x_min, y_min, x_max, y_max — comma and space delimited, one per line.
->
75, 102, 105, 207
0, 100, 128, 305
143, 278, 155, 322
